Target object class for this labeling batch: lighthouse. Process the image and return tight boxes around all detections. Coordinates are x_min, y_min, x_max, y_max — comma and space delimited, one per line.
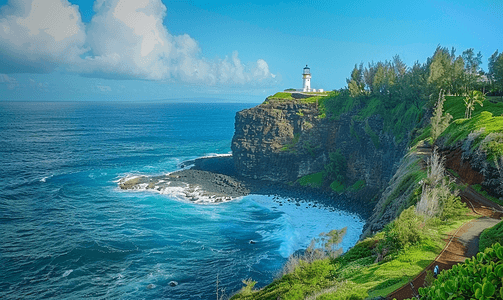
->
302, 65, 311, 92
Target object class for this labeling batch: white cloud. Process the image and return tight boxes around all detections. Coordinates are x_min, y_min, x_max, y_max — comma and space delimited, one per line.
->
0, 0, 277, 87
29, 78, 49, 91
0, 0, 87, 73
0, 73, 19, 89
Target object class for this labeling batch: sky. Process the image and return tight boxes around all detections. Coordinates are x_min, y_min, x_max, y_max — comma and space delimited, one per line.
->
0, 0, 502, 102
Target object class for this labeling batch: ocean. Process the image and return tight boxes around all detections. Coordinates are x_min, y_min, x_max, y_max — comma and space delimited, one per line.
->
0, 101, 365, 299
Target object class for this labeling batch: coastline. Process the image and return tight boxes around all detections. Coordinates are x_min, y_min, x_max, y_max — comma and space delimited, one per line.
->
119, 155, 374, 219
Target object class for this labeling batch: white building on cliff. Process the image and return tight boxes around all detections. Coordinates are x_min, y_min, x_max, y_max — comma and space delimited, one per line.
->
293, 65, 324, 93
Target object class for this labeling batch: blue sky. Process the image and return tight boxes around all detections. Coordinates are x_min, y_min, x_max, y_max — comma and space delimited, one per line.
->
0, 0, 502, 102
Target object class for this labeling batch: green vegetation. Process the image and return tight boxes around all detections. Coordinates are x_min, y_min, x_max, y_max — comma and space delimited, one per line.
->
364, 120, 380, 148
245, 45, 503, 299
280, 133, 300, 152
297, 171, 324, 188
472, 184, 503, 206
430, 90, 453, 141
267, 92, 334, 105
329, 180, 345, 193
415, 242, 503, 300
441, 111, 503, 164
269, 92, 294, 100
302, 140, 317, 157
349, 180, 366, 192
480, 222, 503, 252
443, 95, 503, 120
384, 170, 425, 210
324, 150, 347, 184
464, 90, 486, 119
447, 168, 460, 178
232, 206, 473, 300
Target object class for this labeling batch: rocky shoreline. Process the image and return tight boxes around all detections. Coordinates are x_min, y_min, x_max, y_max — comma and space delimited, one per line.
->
119, 155, 374, 218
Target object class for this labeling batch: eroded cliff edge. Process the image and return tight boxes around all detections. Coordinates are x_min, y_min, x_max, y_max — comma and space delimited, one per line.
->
231, 98, 406, 200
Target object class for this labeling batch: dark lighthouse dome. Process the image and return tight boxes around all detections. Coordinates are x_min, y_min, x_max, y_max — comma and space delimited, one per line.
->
303, 65, 310, 75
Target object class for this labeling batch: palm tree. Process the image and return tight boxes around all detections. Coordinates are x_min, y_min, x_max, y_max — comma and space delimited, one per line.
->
463, 90, 485, 119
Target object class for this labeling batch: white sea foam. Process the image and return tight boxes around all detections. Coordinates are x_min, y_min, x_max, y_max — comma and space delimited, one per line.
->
62, 270, 73, 277
40, 175, 52, 182
198, 153, 232, 159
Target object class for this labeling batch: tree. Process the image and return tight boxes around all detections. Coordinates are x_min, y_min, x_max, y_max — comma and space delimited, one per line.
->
488, 50, 499, 80
347, 63, 365, 97
463, 90, 485, 119
450, 56, 465, 95
489, 50, 503, 95
462, 48, 483, 90
363, 62, 377, 94
427, 46, 453, 94
462, 48, 483, 75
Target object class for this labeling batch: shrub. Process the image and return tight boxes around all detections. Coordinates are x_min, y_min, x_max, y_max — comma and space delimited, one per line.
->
298, 171, 324, 188
282, 228, 347, 275
416, 243, 503, 299
480, 221, 503, 252
239, 278, 257, 296
415, 149, 467, 221
389, 206, 425, 248
324, 150, 347, 183
330, 180, 345, 193
430, 90, 452, 141
377, 206, 426, 259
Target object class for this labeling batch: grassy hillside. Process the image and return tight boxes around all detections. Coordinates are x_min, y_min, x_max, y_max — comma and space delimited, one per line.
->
440, 96, 503, 165
231, 211, 473, 299
231, 92, 503, 299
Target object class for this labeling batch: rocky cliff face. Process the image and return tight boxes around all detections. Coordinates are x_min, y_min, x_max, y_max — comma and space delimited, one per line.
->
440, 141, 503, 198
231, 99, 406, 194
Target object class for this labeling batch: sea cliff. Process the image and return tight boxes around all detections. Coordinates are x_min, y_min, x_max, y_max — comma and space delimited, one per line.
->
231, 97, 407, 200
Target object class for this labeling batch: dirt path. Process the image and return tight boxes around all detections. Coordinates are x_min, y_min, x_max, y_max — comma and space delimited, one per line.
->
387, 170, 503, 300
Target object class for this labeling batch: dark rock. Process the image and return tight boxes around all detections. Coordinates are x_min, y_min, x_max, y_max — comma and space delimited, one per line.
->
169, 281, 178, 287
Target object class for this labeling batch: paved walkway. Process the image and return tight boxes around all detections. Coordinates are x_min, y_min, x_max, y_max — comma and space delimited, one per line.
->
387, 151, 503, 300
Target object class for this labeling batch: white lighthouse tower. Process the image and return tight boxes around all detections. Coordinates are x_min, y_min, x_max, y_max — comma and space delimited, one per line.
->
302, 65, 311, 92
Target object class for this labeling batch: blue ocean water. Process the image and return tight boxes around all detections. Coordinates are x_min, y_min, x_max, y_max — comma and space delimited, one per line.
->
0, 101, 365, 299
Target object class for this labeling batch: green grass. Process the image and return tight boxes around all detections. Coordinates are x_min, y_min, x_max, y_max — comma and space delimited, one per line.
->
472, 184, 503, 206
266, 92, 332, 104
410, 125, 432, 148
487, 95, 503, 103
268, 92, 294, 100
298, 171, 324, 188
440, 96, 503, 165
479, 221, 503, 252
443, 96, 503, 120
440, 111, 503, 164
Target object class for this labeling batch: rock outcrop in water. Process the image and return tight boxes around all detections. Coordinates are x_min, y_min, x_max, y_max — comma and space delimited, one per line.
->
231, 99, 405, 196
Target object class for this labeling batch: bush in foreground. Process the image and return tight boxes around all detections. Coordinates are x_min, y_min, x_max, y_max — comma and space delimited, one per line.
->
411, 242, 503, 300
480, 221, 503, 252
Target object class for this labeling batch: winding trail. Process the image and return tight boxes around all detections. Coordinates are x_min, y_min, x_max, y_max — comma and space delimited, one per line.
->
387, 167, 503, 300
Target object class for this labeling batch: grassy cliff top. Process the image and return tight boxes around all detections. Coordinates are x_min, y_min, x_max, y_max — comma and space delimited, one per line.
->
264, 91, 334, 104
